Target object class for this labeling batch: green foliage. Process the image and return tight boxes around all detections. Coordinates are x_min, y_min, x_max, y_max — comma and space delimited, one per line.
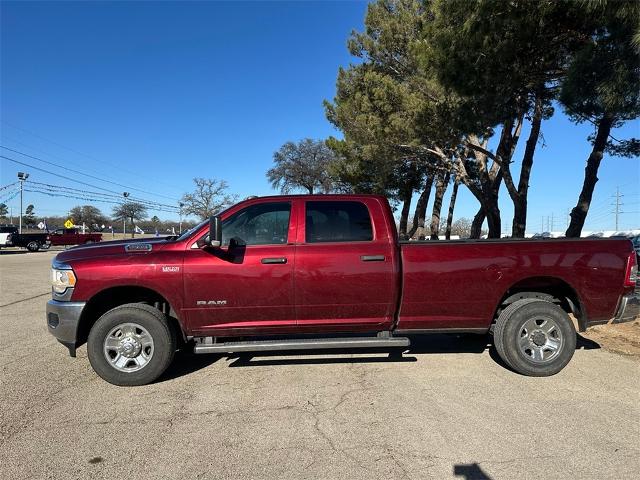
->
24, 204, 36, 224
324, 0, 639, 238
560, 1, 640, 126
0, 203, 8, 218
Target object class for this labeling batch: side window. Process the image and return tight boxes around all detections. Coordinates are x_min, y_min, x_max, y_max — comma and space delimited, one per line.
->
222, 202, 291, 246
305, 201, 373, 243
55, 229, 64, 235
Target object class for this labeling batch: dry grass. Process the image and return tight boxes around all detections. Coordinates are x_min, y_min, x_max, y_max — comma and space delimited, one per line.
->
582, 319, 640, 358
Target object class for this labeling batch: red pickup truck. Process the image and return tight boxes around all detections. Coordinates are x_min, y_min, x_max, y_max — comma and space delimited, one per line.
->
46, 194, 638, 386
48, 228, 102, 246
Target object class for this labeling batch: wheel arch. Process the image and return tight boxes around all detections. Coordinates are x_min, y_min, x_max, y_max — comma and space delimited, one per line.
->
77, 285, 184, 347
494, 276, 587, 331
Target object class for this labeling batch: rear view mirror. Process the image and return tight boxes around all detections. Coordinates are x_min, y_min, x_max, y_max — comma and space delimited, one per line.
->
209, 215, 222, 247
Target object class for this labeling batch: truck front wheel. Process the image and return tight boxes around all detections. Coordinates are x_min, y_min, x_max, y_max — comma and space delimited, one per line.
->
493, 298, 576, 376
87, 303, 176, 386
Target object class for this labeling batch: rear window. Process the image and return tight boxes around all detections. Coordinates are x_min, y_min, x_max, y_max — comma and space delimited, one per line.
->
305, 201, 373, 243
0, 227, 16, 233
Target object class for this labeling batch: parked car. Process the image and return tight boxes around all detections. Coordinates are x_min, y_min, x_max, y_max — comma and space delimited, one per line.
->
48, 228, 102, 246
46, 194, 639, 386
0, 225, 51, 251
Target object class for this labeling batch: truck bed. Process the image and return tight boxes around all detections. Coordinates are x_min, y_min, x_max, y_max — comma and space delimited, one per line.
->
397, 237, 632, 331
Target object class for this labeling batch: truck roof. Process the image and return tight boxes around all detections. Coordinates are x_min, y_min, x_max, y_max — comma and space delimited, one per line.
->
239, 193, 389, 202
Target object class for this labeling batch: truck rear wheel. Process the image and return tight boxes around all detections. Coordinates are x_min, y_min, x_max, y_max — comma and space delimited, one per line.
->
87, 303, 176, 386
493, 298, 576, 376
26, 241, 40, 252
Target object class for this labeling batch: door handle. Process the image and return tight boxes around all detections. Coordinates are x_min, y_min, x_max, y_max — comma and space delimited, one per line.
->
361, 255, 385, 262
261, 257, 287, 264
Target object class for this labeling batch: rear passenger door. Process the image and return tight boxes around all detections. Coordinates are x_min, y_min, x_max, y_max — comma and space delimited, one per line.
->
294, 199, 397, 332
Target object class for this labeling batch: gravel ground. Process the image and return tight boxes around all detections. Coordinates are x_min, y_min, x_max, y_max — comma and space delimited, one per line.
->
1, 249, 639, 480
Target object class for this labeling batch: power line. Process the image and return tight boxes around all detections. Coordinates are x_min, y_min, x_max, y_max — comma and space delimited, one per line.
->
24, 189, 180, 214
26, 181, 179, 211
0, 120, 185, 194
612, 186, 623, 231
0, 145, 180, 202
1, 155, 178, 210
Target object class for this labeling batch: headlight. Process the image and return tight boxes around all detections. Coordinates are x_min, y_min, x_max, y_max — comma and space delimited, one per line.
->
52, 267, 77, 293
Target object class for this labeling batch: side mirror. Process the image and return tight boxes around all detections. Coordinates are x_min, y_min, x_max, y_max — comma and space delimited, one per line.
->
209, 215, 222, 247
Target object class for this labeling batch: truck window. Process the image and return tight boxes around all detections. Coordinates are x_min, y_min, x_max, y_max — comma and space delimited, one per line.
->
305, 201, 373, 243
222, 202, 291, 246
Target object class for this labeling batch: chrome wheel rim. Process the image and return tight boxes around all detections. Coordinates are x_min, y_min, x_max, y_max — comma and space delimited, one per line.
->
103, 322, 154, 372
518, 316, 563, 363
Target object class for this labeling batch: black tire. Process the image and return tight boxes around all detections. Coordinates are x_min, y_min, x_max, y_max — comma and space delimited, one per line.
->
493, 298, 576, 376
26, 241, 40, 252
87, 303, 176, 386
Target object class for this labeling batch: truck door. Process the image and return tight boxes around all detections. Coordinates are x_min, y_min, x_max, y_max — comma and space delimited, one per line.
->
182, 201, 298, 336
294, 199, 398, 332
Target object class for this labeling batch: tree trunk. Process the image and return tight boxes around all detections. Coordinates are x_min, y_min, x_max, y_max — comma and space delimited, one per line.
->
485, 202, 502, 239
408, 175, 433, 240
430, 172, 450, 240
511, 97, 543, 237
566, 113, 615, 238
130, 216, 135, 238
512, 196, 528, 238
470, 207, 485, 239
445, 180, 459, 240
398, 189, 412, 240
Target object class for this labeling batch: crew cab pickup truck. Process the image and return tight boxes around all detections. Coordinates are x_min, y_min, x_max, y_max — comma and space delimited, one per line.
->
0, 225, 51, 251
48, 228, 102, 246
45, 195, 639, 386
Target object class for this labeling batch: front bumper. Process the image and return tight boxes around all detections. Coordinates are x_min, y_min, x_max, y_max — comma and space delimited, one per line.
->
46, 300, 86, 357
612, 291, 640, 324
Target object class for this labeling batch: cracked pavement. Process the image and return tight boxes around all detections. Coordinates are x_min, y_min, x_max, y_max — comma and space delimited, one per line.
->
1, 250, 639, 479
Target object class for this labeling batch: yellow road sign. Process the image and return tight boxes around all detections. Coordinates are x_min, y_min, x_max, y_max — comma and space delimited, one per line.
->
64, 219, 74, 229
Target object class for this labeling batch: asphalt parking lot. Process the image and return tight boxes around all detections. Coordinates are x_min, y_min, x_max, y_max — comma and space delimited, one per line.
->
1, 249, 639, 480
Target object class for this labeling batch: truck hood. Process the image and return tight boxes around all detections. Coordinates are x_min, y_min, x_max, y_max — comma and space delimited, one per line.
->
55, 237, 173, 263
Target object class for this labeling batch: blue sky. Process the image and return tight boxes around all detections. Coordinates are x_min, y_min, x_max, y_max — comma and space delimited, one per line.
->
1, 0, 638, 233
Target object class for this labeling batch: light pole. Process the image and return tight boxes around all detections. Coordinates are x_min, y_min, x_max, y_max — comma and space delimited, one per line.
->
17, 172, 29, 234
179, 202, 184, 234
122, 192, 130, 237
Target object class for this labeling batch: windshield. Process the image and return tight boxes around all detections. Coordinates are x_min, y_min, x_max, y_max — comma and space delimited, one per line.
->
174, 220, 208, 242
172, 204, 237, 242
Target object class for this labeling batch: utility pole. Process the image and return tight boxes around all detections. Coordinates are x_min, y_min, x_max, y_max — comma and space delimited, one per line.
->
9, 206, 13, 225
179, 202, 184, 234
541, 216, 544, 233
122, 192, 130, 237
17, 172, 29, 234
550, 212, 554, 232
613, 187, 623, 231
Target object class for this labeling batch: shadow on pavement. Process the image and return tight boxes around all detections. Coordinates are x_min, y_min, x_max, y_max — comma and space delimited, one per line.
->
226, 333, 489, 368
454, 463, 493, 479
576, 333, 601, 350
157, 351, 224, 382
160, 332, 603, 376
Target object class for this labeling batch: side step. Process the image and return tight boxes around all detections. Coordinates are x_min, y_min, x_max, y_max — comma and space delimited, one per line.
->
193, 335, 410, 354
